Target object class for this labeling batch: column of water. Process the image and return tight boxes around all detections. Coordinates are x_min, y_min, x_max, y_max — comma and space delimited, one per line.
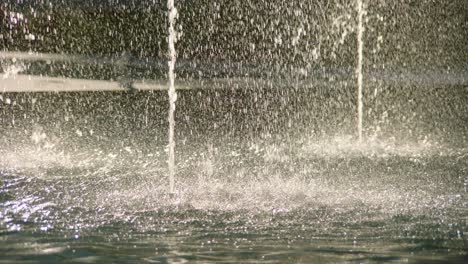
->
356, 0, 364, 142
167, 0, 177, 194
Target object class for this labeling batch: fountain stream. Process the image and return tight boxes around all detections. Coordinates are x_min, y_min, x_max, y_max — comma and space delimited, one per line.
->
0, 1, 466, 262
356, 0, 364, 142
167, 0, 177, 194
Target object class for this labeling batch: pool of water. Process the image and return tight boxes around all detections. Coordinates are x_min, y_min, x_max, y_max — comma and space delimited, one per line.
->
1, 86, 467, 263
1, 135, 467, 263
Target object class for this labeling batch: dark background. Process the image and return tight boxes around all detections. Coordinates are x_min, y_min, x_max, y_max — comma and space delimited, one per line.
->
1, 0, 466, 74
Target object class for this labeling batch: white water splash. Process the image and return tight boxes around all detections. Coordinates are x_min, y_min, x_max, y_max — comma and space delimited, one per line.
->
1, 133, 464, 218
356, 0, 364, 141
167, 0, 178, 194
299, 135, 445, 158
2, 62, 25, 80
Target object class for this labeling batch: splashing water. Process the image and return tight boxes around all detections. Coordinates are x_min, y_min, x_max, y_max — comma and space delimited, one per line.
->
1, 62, 25, 80
1, 88, 466, 263
0, 1, 467, 263
356, 0, 364, 142
167, 0, 178, 194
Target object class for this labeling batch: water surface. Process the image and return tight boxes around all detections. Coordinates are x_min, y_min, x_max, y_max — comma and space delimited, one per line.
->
1, 86, 467, 263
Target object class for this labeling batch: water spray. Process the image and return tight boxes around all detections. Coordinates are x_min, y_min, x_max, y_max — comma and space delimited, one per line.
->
167, 0, 177, 194
356, 0, 364, 142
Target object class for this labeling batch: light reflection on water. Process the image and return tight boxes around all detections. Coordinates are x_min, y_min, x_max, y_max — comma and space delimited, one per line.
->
1, 135, 467, 263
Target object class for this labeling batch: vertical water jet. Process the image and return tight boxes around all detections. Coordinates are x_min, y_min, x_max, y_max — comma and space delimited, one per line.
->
167, 0, 177, 194
356, 0, 364, 142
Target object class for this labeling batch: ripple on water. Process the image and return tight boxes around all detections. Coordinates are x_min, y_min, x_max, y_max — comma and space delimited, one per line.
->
1, 136, 467, 263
